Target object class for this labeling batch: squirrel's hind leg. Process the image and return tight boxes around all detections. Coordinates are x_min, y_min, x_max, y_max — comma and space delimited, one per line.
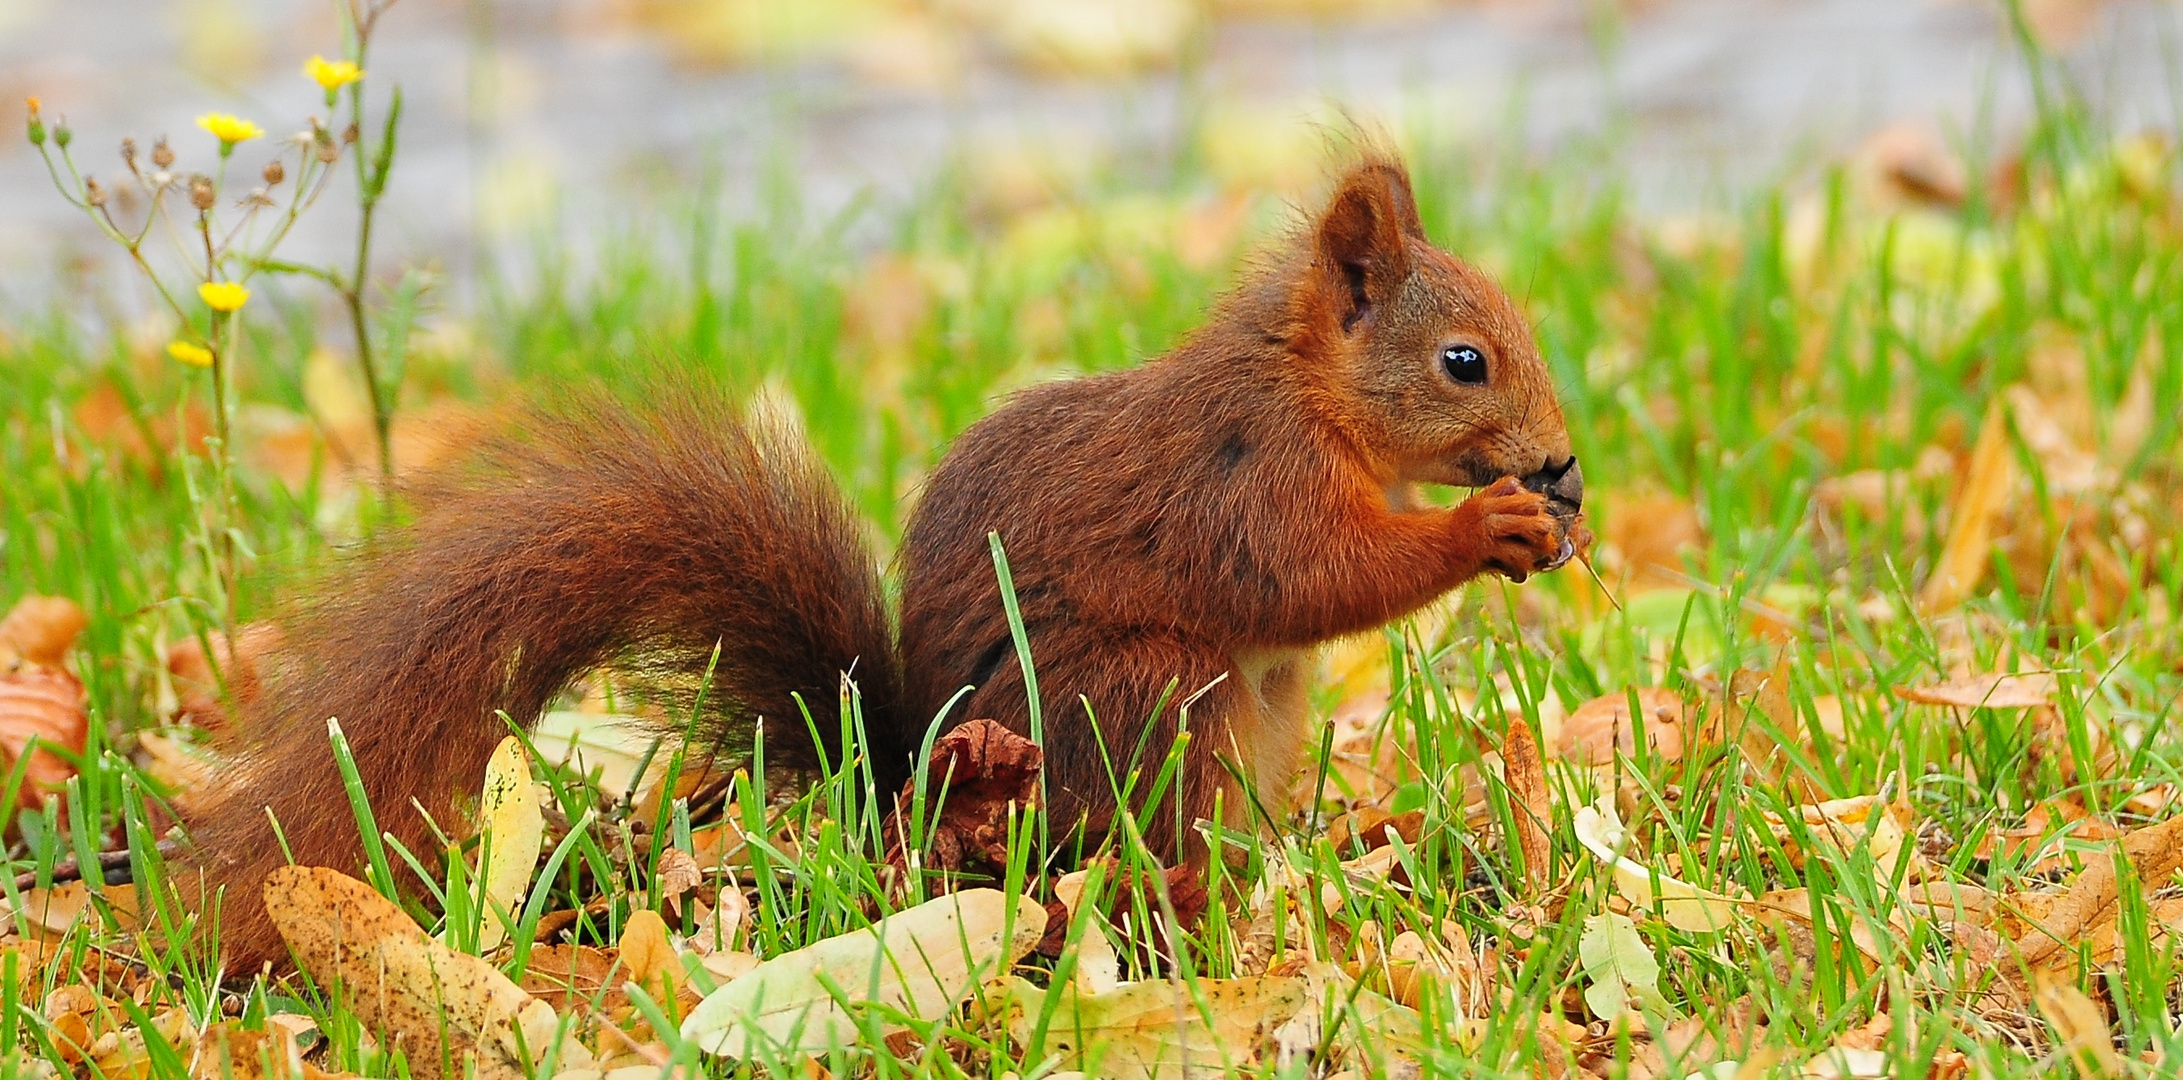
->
964, 630, 1259, 866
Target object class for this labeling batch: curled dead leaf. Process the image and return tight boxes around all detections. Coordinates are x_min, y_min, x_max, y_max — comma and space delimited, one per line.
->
0, 665, 89, 807
884, 718, 1042, 883
1502, 717, 1552, 891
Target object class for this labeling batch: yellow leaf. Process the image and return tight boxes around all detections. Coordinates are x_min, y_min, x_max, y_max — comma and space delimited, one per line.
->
476, 735, 545, 952
619, 909, 684, 1004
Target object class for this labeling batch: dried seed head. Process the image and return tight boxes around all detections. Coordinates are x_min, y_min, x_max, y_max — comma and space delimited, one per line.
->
189, 174, 215, 210
120, 137, 137, 171
85, 176, 107, 207
341, 122, 358, 145
316, 141, 339, 164
151, 170, 174, 188
152, 137, 174, 169
240, 187, 274, 210
262, 159, 284, 185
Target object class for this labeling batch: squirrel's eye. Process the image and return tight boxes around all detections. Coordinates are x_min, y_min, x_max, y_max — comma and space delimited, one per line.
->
1441, 345, 1488, 384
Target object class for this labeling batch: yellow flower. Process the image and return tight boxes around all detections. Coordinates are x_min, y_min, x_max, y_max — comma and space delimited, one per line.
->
199, 281, 250, 313
167, 341, 214, 367
304, 55, 364, 92
195, 112, 264, 147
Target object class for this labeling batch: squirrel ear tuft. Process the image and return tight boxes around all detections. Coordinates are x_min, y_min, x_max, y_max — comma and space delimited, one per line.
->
1310, 159, 1424, 335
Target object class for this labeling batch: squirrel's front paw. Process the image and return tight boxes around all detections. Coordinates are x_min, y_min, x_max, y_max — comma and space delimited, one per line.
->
1454, 476, 1564, 583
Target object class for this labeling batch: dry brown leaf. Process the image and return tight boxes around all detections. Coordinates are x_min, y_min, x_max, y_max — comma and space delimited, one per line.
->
883, 718, 1042, 882
0, 665, 88, 807
2014, 812, 2183, 969
697, 950, 760, 985
1502, 717, 1552, 891
4, 881, 140, 939
1560, 687, 1689, 765
193, 1022, 305, 1080
1764, 795, 1926, 879
262, 867, 556, 1080
1920, 399, 2014, 612
1898, 671, 2056, 710
1975, 799, 2122, 873
1324, 807, 1424, 854
0, 595, 87, 668
2020, 0, 2116, 51
654, 848, 703, 916
520, 944, 623, 1012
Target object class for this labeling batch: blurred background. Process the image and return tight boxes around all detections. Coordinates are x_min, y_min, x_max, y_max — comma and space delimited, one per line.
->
3, 0, 2177, 299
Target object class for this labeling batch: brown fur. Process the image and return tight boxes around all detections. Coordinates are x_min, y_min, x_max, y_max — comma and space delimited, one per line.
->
186, 153, 1578, 973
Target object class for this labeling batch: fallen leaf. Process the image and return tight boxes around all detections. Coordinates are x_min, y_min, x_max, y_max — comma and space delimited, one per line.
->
1010, 973, 1307, 1080
2015, 812, 2183, 968
619, 909, 685, 1005
653, 847, 703, 916
0, 595, 87, 668
2033, 976, 2123, 1079
1560, 687, 1690, 765
520, 943, 624, 1012
1852, 121, 1969, 208
688, 887, 750, 956
1975, 799, 2122, 873
1502, 717, 1552, 891
1898, 671, 2056, 709
1764, 795, 1927, 880
137, 730, 218, 794
1574, 796, 1744, 932
1603, 490, 1704, 590
885, 719, 1042, 883
1578, 911, 1668, 1024
1921, 399, 2013, 612
474, 736, 545, 953
0, 665, 89, 807
262, 867, 557, 1080
681, 889, 1046, 1058
530, 710, 665, 804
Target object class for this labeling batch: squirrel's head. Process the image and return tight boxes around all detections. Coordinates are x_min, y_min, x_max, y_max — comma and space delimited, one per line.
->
1291, 156, 1578, 508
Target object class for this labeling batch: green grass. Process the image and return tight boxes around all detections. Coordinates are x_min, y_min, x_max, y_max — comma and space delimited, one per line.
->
2, 38, 2181, 1080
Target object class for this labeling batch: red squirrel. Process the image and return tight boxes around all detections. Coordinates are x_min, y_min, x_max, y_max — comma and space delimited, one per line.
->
184, 153, 1586, 972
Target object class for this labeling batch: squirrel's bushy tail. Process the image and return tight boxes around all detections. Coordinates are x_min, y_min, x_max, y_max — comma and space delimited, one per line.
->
187, 389, 902, 974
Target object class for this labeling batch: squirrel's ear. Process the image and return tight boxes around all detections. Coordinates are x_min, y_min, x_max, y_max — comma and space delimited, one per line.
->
1310, 160, 1425, 335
